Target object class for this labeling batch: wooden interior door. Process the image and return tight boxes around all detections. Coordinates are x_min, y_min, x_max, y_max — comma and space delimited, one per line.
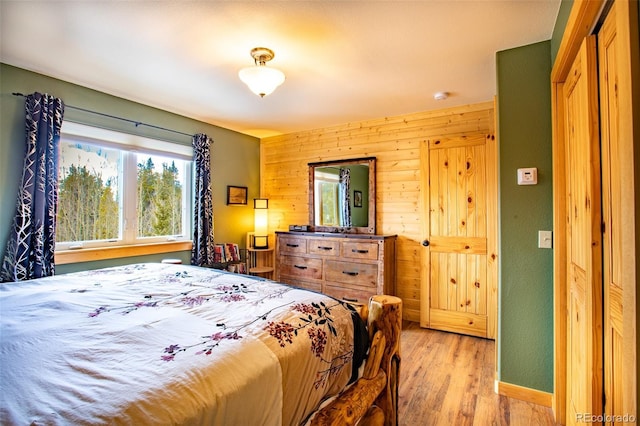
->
562, 35, 603, 425
420, 132, 497, 339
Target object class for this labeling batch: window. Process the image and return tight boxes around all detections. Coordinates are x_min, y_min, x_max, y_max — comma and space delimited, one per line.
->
314, 171, 339, 226
56, 122, 193, 250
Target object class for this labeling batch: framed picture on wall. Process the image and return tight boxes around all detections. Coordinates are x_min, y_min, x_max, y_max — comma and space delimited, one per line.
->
354, 190, 363, 208
227, 186, 248, 205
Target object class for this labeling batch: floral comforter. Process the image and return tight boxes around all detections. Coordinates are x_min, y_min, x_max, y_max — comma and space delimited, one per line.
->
0, 263, 363, 425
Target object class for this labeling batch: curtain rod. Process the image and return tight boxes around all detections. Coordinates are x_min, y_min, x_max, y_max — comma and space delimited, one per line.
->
12, 92, 194, 138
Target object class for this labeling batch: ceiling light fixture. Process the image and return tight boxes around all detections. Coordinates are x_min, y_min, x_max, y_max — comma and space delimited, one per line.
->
434, 91, 449, 101
238, 47, 285, 98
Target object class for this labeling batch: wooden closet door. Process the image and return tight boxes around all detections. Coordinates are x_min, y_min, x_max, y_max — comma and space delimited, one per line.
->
598, 2, 637, 420
562, 35, 603, 425
420, 132, 497, 339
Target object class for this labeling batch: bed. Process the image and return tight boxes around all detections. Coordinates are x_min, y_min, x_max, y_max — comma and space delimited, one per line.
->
0, 262, 401, 425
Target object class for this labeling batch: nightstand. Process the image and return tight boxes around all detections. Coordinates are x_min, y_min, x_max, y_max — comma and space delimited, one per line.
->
246, 232, 275, 279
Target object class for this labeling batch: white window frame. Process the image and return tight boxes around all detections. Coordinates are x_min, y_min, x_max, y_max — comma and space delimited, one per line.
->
56, 121, 193, 251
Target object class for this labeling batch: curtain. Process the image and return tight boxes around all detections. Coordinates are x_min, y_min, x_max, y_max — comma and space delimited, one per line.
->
191, 133, 215, 266
339, 168, 352, 228
1, 93, 65, 282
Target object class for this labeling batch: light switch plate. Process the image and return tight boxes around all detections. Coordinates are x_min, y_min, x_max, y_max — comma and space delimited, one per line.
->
517, 167, 538, 185
538, 230, 553, 249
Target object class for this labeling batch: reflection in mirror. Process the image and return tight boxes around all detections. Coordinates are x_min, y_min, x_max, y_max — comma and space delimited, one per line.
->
309, 157, 375, 234
314, 165, 368, 227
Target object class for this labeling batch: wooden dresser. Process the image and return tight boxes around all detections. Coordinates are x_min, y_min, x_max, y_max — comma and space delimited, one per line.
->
275, 232, 397, 303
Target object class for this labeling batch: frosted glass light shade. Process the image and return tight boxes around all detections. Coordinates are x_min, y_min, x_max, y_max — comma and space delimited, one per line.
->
238, 66, 285, 97
254, 210, 268, 248
253, 198, 269, 248
254, 209, 268, 236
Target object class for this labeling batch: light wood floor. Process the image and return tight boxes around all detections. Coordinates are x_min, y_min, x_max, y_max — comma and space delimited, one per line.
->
398, 321, 556, 425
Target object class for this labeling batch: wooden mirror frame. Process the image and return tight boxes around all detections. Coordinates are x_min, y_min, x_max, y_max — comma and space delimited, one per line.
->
308, 157, 376, 234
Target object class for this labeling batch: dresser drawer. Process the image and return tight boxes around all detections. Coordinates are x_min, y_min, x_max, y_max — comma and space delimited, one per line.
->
342, 241, 379, 260
325, 260, 378, 287
279, 256, 322, 280
324, 284, 373, 304
278, 237, 308, 255
308, 239, 340, 256
279, 276, 322, 293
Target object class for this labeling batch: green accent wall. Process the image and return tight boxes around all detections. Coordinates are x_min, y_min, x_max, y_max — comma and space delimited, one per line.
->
0, 63, 260, 273
496, 41, 554, 392
350, 164, 369, 227
550, 0, 574, 64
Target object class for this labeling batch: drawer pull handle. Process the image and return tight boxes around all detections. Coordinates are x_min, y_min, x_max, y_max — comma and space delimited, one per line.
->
352, 249, 369, 254
343, 297, 359, 302
287, 244, 299, 248
294, 265, 308, 270
318, 246, 333, 251
342, 271, 359, 276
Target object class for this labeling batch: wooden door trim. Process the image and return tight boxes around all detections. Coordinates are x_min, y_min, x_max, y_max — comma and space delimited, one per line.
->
551, 78, 567, 423
551, 0, 606, 83
486, 105, 498, 341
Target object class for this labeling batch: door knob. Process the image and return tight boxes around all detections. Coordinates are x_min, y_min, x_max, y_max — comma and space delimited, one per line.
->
422, 240, 430, 247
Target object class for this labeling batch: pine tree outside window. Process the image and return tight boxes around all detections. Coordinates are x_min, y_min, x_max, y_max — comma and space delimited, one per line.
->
55, 122, 193, 250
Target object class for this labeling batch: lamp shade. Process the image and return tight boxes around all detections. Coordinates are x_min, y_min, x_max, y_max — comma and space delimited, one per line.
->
238, 66, 285, 97
253, 198, 269, 248
254, 209, 268, 235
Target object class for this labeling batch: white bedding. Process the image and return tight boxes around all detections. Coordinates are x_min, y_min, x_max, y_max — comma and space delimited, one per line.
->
0, 263, 359, 425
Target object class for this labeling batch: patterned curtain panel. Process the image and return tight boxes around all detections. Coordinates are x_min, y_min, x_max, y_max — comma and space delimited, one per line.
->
1, 93, 65, 282
339, 168, 352, 228
191, 133, 215, 266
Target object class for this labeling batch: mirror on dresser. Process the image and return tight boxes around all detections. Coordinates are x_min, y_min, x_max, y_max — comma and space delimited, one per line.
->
308, 157, 376, 234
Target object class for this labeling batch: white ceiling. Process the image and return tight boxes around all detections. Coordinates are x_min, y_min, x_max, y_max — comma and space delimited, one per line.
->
1, 1, 560, 138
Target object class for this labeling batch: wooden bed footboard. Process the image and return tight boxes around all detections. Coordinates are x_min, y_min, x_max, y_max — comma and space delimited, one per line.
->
311, 295, 402, 426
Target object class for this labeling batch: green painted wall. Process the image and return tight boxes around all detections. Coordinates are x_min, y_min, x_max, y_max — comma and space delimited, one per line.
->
0, 63, 260, 273
350, 164, 369, 227
550, 0, 574, 64
496, 41, 554, 392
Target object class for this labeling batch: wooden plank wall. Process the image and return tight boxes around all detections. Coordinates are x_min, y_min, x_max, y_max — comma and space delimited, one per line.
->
260, 101, 495, 321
